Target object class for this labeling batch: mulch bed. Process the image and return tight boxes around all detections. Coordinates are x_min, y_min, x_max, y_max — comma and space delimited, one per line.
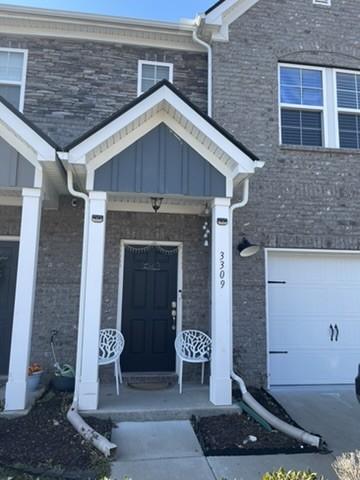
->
192, 387, 327, 457
0, 391, 113, 479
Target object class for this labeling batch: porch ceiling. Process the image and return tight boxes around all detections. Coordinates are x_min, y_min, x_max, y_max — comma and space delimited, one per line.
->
107, 193, 210, 215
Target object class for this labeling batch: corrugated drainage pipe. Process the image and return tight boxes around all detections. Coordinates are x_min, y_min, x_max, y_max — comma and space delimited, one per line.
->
65, 166, 117, 457
229, 179, 321, 449
231, 372, 321, 448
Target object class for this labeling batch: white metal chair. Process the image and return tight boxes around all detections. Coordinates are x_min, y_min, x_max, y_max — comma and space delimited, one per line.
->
98, 328, 125, 395
175, 329, 211, 394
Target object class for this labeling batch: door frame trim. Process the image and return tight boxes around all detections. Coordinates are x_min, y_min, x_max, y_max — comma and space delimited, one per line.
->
116, 239, 183, 374
265, 247, 360, 389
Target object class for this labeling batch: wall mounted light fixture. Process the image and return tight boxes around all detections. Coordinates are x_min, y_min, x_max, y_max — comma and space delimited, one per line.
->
151, 197, 164, 213
237, 237, 260, 257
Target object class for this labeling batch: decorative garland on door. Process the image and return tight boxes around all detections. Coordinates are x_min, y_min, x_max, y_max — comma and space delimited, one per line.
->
125, 245, 178, 256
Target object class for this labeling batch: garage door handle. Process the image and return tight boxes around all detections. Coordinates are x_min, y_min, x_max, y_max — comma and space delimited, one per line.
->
329, 324, 334, 342
269, 351, 288, 354
334, 324, 339, 342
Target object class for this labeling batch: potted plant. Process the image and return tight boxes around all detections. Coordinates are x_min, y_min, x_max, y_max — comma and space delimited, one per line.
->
50, 330, 75, 392
28, 363, 43, 391
52, 363, 75, 392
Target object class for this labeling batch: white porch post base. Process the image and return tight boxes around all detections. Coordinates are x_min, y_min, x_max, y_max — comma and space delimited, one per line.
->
78, 381, 100, 411
5, 380, 28, 411
209, 197, 232, 406
5, 188, 42, 411
210, 376, 232, 405
78, 192, 107, 412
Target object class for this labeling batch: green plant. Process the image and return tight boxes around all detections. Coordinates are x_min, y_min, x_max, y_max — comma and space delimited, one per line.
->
262, 468, 323, 480
333, 450, 360, 480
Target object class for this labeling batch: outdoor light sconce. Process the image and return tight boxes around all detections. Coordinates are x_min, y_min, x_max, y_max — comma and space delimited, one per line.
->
237, 237, 260, 258
151, 197, 163, 213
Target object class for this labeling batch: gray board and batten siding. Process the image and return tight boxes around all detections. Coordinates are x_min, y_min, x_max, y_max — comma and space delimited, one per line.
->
0, 137, 35, 188
94, 123, 226, 197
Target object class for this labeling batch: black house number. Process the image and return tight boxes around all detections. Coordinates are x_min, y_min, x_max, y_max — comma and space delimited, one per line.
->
219, 251, 226, 288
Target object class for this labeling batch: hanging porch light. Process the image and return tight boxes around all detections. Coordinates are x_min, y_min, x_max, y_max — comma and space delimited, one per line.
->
150, 197, 164, 213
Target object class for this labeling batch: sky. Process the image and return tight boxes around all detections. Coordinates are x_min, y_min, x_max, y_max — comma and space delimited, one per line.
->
0, 0, 214, 21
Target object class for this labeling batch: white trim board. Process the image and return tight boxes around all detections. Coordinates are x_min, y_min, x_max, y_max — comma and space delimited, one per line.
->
116, 239, 183, 375
0, 236, 20, 241
0, 5, 203, 52
204, 0, 260, 42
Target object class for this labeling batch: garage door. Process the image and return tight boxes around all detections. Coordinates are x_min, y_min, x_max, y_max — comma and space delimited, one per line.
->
268, 251, 360, 386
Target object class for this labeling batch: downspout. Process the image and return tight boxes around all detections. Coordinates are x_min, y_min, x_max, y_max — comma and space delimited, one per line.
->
64, 165, 116, 457
229, 178, 321, 449
193, 16, 212, 117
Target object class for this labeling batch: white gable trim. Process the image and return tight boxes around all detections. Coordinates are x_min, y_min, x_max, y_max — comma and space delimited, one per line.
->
67, 84, 257, 197
205, 0, 260, 41
0, 102, 57, 164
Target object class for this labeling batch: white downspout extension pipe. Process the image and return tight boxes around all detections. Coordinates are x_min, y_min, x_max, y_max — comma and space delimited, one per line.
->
66, 168, 116, 457
193, 18, 212, 117
229, 178, 321, 449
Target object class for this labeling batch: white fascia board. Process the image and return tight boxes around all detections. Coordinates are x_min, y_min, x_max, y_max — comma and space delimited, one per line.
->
69, 85, 256, 177
0, 6, 202, 52
205, 0, 260, 42
0, 103, 56, 163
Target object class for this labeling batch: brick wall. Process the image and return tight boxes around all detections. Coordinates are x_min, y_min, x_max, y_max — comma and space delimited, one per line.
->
0, 35, 207, 147
213, 0, 360, 386
29, 199, 210, 383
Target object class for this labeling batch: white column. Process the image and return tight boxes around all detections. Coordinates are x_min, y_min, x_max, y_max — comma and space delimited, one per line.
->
78, 192, 107, 411
5, 188, 42, 411
210, 197, 232, 406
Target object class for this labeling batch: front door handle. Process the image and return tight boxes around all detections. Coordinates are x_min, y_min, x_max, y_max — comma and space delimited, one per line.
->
334, 324, 339, 342
329, 324, 334, 342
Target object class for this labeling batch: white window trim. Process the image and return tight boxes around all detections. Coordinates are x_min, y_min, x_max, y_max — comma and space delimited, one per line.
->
278, 63, 327, 148
279, 63, 360, 150
334, 67, 360, 149
0, 48, 28, 113
137, 60, 173, 97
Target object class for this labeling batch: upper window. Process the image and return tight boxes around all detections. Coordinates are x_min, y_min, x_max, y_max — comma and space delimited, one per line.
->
336, 72, 360, 149
0, 48, 27, 111
280, 65, 324, 147
279, 64, 360, 150
137, 60, 173, 96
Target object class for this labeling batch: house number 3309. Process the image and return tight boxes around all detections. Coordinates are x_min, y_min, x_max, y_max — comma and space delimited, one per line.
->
219, 251, 226, 288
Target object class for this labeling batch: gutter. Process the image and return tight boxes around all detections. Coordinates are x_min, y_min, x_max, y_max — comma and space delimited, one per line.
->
228, 178, 321, 449
192, 15, 212, 117
61, 162, 116, 457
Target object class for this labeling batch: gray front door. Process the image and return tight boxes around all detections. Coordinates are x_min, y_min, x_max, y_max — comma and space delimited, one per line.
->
0, 242, 18, 375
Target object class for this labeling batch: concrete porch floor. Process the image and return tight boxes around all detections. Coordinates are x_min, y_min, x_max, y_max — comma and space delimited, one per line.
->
83, 383, 241, 421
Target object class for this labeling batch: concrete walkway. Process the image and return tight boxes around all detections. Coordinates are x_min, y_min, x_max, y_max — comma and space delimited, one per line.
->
110, 387, 359, 480
272, 385, 360, 456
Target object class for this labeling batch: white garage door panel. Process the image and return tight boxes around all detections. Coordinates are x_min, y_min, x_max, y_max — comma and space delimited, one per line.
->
268, 251, 360, 386
270, 317, 337, 350
270, 349, 359, 385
